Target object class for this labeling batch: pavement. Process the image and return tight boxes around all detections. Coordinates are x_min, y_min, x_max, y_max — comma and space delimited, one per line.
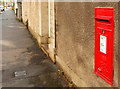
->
1, 8, 68, 87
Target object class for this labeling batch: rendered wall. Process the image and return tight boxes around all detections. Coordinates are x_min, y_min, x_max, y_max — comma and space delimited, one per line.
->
17, 3, 22, 20
22, 1, 28, 24
22, 1, 49, 46
55, 2, 118, 87
28, 1, 40, 40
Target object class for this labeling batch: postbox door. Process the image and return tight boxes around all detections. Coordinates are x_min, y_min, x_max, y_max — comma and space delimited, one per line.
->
95, 8, 114, 86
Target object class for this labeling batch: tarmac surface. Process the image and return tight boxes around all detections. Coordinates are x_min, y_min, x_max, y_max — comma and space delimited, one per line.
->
1, 8, 68, 87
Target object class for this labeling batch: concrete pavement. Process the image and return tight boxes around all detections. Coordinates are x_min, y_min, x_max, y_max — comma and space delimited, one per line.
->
1, 9, 68, 87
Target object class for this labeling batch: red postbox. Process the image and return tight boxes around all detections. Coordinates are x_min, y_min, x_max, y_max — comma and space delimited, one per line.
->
95, 8, 114, 86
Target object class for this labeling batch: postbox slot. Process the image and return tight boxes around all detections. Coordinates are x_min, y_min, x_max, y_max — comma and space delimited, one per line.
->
95, 16, 112, 23
96, 19, 110, 23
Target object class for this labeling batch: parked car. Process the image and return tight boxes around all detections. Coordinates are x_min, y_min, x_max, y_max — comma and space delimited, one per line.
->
0, 6, 4, 12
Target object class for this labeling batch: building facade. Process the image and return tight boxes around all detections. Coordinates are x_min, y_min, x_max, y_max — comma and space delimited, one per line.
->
21, 0, 119, 87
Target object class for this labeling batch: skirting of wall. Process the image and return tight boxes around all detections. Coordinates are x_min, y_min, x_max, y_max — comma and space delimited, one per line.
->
56, 56, 87, 87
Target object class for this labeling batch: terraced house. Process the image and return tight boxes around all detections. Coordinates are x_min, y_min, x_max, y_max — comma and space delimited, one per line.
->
16, 0, 119, 87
